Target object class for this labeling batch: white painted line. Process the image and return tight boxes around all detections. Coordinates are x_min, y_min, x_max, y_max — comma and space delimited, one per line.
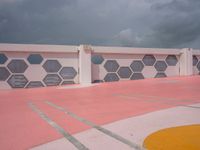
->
31, 104, 200, 150
46, 101, 143, 150
28, 102, 89, 150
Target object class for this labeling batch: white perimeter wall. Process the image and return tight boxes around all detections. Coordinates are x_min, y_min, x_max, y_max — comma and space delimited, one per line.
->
0, 44, 199, 89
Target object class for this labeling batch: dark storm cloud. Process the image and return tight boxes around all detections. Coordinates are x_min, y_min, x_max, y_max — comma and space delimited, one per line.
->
148, 0, 200, 48
0, 0, 200, 48
0, 0, 78, 44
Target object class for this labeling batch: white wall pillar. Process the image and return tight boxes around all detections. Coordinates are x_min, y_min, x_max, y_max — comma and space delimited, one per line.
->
78, 45, 92, 84
180, 48, 193, 76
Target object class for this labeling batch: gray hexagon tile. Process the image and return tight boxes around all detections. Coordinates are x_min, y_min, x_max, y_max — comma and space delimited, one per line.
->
142, 55, 156, 66
43, 60, 62, 73
104, 60, 119, 72
91, 55, 104, 64
104, 73, 119, 82
193, 55, 198, 66
27, 54, 43, 64
43, 74, 62, 86
117, 67, 132, 78
154, 61, 167, 72
7, 59, 28, 73
0, 53, 8, 64
130, 73, 144, 80
130, 60, 144, 72
0, 67, 10, 81
7, 75, 28, 88
155, 73, 167, 78
197, 62, 200, 71
61, 81, 75, 85
166, 55, 178, 66
59, 67, 77, 79
26, 81, 44, 88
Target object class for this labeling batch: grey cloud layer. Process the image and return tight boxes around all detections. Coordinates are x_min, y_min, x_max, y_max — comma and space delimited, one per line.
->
0, 0, 199, 48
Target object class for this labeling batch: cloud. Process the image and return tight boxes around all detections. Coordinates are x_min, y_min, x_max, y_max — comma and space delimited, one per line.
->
111, 28, 142, 47
0, 0, 199, 48
148, 0, 200, 48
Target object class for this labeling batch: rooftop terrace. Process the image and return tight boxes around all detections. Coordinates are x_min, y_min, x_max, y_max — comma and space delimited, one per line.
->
0, 44, 200, 149
0, 76, 200, 150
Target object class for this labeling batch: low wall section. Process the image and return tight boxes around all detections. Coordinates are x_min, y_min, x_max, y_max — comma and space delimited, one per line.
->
0, 44, 199, 89
0, 44, 78, 89
91, 47, 181, 83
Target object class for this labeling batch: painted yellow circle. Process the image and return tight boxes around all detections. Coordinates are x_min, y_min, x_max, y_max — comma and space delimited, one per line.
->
143, 124, 200, 150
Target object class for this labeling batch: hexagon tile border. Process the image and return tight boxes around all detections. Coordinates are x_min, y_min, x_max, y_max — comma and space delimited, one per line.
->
91, 54, 179, 83
0, 53, 78, 88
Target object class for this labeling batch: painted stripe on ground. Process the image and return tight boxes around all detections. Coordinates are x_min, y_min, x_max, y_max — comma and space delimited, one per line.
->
28, 102, 89, 150
46, 101, 144, 150
31, 104, 200, 150
182, 105, 200, 109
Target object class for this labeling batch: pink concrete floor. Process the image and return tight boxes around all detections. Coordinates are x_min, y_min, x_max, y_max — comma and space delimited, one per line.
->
0, 76, 200, 150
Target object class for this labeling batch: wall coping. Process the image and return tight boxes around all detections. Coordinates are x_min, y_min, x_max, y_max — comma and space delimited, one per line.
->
92, 46, 182, 55
0, 43, 78, 53
0, 43, 199, 55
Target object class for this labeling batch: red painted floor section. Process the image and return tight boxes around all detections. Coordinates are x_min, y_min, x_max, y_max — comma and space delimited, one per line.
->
0, 76, 200, 150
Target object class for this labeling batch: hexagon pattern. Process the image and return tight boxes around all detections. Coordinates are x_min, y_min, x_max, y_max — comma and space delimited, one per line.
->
43, 60, 62, 73
142, 55, 156, 66
117, 67, 132, 78
155, 73, 167, 78
166, 55, 178, 66
7, 59, 28, 73
0, 67, 10, 81
59, 67, 77, 79
0, 53, 8, 64
154, 61, 167, 71
26, 81, 44, 88
61, 81, 75, 85
0, 54, 79, 88
104, 60, 119, 72
131, 73, 144, 80
97, 54, 181, 83
91, 55, 104, 64
1, 52, 182, 88
27, 54, 43, 64
130, 61, 144, 72
7, 75, 28, 88
193, 55, 198, 66
43, 74, 62, 86
104, 73, 119, 82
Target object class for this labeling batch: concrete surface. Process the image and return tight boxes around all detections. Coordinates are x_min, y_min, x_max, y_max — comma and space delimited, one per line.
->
0, 76, 200, 150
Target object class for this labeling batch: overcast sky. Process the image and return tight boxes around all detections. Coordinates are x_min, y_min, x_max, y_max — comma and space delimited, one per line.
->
0, 0, 200, 48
